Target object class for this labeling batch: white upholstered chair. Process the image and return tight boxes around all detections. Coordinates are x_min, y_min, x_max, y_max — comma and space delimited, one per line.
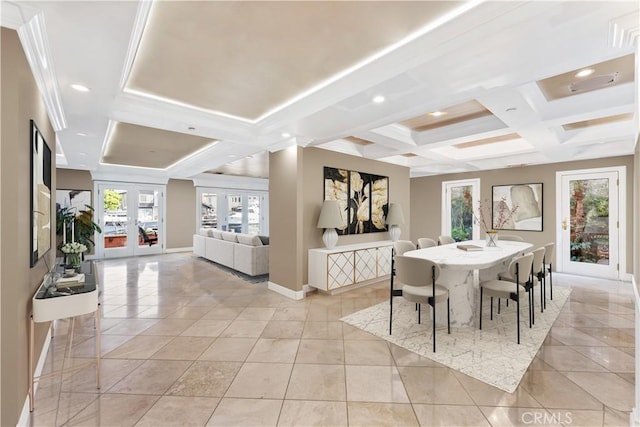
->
391, 255, 449, 352
438, 235, 455, 245
417, 237, 437, 249
479, 252, 534, 344
541, 242, 556, 307
389, 240, 418, 334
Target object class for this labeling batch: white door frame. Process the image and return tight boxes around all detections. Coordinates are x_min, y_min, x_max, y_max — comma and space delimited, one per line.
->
441, 178, 480, 240
94, 181, 166, 259
555, 166, 626, 280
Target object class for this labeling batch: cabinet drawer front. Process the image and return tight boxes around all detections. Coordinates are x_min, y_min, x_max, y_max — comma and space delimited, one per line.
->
377, 246, 393, 276
327, 252, 354, 289
355, 248, 377, 282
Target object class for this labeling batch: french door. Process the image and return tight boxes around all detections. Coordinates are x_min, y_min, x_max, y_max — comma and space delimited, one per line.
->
442, 179, 480, 242
557, 167, 624, 279
95, 182, 165, 258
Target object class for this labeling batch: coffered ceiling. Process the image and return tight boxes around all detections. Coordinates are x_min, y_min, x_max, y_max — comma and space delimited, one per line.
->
3, 1, 638, 180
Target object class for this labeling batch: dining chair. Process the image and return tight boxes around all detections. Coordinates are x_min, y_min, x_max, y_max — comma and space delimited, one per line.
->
479, 252, 534, 344
438, 235, 455, 245
391, 255, 449, 352
541, 242, 555, 305
498, 234, 524, 242
389, 240, 418, 334
417, 237, 437, 249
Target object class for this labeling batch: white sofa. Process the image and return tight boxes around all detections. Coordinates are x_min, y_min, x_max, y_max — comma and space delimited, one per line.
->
193, 229, 269, 276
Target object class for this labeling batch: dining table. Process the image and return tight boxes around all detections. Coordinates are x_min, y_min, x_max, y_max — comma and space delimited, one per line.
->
403, 239, 532, 327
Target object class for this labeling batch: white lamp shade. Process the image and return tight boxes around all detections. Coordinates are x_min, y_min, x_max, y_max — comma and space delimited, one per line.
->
317, 200, 343, 229
385, 203, 405, 226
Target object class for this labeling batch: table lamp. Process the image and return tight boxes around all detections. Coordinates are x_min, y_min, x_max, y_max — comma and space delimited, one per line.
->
385, 203, 405, 242
317, 200, 342, 249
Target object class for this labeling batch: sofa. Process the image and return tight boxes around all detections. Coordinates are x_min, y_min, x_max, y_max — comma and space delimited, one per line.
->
193, 229, 269, 276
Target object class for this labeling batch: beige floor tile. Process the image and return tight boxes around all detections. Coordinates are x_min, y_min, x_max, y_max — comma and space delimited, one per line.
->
138, 318, 196, 335
550, 327, 608, 346
246, 338, 300, 363
150, 336, 215, 360
452, 370, 541, 408
572, 345, 635, 373
180, 319, 233, 337
478, 406, 564, 427
285, 363, 346, 401
65, 393, 158, 426
278, 400, 347, 427
201, 306, 244, 320
396, 366, 474, 405
166, 305, 212, 319
167, 360, 242, 397
101, 318, 159, 335
604, 406, 632, 426
218, 320, 269, 338
104, 335, 174, 359
345, 365, 410, 403
346, 402, 418, 427
224, 362, 292, 399
236, 307, 277, 320
61, 358, 143, 393
261, 320, 305, 338
108, 359, 191, 395
135, 395, 218, 426
207, 398, 282, 427
272, 307, 308, 321
563, 409, 607, 427
413, 404, 491, 426
344, 340, 393, 365
576, 328, 634, 348
295, 339, 344, 364
70, 334, 135, 358
563, 371, 635, 412
520, 370, 603, 410
199, 337, 257, 362
342, 323, 380, 340
302, 321, 343, 339
537, 346, 609, 372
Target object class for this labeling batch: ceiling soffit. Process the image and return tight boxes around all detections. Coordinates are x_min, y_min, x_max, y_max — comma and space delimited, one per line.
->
537, 54, 635, 101
206, 151, 270, 179
125, 1, 462, 121
562, 113, 634, 131
399, 100, 492, 132
102, 122, 216, 169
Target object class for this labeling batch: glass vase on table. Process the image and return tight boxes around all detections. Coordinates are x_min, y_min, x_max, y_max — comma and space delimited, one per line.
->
485, 231, 498, 247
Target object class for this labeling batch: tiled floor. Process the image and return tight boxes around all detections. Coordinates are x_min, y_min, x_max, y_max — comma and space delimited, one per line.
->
28, 253, 635, 426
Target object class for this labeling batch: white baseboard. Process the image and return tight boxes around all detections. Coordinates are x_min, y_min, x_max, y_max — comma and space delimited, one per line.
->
268, 281, 305, 300
165, 247, 193, 253
17, 325, 53, 427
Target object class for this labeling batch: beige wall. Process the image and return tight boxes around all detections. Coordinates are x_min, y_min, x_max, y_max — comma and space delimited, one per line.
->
56, 169, 93, 191
411, 156, 634, 274
1, 27, 56, 426
166, 179, 196, 249
269, 146, 411, 292
634, 141, 639, 285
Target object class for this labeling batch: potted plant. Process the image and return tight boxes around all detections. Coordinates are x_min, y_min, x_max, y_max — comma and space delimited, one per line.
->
56, 205, 102, 257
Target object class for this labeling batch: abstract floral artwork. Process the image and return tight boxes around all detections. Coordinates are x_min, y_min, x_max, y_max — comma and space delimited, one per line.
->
492, 183, 543, 231
324, 167, 388, 235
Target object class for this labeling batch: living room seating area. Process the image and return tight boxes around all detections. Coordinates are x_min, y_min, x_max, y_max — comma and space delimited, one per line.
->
193, 229, 269, 276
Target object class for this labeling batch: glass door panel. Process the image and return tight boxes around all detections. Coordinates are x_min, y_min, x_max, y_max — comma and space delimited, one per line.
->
248, 195, 260, 235
137, 190, 160, 249
103, 188, 129, 255
200, 193, 217, 229
442, 179, 480, 242
227, 194, 242, 232
560, 171, 619, 279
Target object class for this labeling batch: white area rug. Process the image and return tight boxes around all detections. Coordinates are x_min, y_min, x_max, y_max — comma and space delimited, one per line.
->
340, 286, 571, 393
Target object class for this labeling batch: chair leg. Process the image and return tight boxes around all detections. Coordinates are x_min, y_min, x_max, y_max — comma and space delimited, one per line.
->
490, 297, 494, 320
531, 286, 535, 326
498, 298, 501, 314
479, 287, 483, 330
540, 280, 544, 313
418, 304, 421, 324
432, 303, 436, 353
549, 264, 553, 300
516, 296, 521, 344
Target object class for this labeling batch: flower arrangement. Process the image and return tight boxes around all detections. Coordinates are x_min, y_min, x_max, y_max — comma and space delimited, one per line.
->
61, 242, 87, 268
475, 197, 519, 232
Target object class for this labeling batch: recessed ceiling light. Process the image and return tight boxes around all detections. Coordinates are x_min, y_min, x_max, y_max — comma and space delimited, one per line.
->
188, 126, 195, 130
575, 68, 595, 78
79, 152, 87, 156
373, 95, 385, 104
505, 107, 518, 112
281, 132, 291, 138
70, 83, 90, 92
76, 132, 88, 136
428, 111, 447, 117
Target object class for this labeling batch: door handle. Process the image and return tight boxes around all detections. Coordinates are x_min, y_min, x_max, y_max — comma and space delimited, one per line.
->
562, 218, 567, 230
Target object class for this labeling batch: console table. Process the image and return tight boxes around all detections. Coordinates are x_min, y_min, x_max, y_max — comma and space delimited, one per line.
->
29, 262, 101, 411
308, 241, 393, 294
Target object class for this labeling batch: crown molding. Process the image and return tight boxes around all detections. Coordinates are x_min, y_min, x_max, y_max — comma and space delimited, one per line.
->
191, 173, 268, 191
16, 10, 67, 131
119, 0, 154, 89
